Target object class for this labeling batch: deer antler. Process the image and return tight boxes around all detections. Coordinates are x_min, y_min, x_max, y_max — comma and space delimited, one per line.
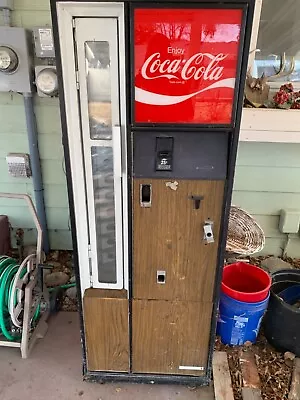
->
267, 53, 296, 81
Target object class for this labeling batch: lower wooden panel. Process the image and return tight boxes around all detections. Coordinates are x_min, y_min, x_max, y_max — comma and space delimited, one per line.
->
83, 289, 129, 372
132, 299, 213, 375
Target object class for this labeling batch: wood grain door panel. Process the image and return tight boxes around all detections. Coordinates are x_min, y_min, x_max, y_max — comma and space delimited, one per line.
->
133, 179, 224, 302
132, 299, 213, 375
83, 289, 129, 372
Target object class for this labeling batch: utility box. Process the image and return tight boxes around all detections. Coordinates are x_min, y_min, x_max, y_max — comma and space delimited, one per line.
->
52, 0, 255, 386
0, 27, 32, 93
33, 27, 55, 58
0, 0, 13, 9
279, 209, 300, 233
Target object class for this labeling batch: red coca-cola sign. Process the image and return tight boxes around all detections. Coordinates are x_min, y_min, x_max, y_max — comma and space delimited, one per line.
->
134, 8, 243, 124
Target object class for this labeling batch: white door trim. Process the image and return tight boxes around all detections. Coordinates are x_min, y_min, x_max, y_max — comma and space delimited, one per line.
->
56, 2, 128, 293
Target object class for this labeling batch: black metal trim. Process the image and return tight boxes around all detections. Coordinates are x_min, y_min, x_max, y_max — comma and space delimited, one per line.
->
230, 1, 249, 127
129, 1, 248, 128
124, 2, 134, 373
84, 370, 210, 385
50, 1, 89, 376
130, 125, 233, 133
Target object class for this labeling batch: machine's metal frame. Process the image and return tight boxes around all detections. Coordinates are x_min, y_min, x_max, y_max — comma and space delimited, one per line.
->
51, 0, 255, 385
0, 193, 49, 358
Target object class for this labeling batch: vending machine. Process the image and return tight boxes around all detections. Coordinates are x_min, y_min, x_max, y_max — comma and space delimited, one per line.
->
51, 0, 254, 385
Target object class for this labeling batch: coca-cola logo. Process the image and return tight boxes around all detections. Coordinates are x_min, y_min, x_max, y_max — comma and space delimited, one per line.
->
136, 77, 235, 106
136, 47, 235, 106
141, 50, 228, 82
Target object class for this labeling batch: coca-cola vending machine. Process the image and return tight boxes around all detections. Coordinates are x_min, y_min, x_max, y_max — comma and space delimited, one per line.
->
51, 0, 254, 385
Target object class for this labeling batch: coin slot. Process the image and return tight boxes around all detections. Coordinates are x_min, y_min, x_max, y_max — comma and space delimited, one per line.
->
203, 222, 214, 244
155, 137, 173, 171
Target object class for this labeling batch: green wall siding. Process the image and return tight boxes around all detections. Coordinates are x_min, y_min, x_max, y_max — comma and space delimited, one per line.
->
234, 142, 300, 257
0, 0, 300, 256
0, 91, 70, 248
0, 0, 70, 249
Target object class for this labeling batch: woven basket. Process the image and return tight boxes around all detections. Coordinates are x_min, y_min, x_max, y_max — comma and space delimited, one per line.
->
226, 206, 265, 256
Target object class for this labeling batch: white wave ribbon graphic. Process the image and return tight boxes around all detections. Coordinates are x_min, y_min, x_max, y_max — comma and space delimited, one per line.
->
135, 78, 235, 106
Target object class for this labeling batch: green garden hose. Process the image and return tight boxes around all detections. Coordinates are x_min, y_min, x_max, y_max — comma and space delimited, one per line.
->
48, 283, 76, 292
0, 257, 39, 341
0, 256, 76, 342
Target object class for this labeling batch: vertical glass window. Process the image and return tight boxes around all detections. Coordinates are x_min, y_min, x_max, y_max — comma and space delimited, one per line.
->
85, 41, 112, 139
91, 146, 117, 284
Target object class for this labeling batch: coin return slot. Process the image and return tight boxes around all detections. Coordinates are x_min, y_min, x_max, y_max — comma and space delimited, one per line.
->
157, 271, 166, 284
140, 184, 152, 207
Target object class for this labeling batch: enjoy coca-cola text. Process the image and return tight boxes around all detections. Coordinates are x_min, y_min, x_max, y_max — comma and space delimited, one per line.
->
141, 52, 228, 81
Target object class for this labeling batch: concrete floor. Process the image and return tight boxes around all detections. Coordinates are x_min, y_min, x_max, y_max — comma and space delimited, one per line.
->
0, 312, 214, 400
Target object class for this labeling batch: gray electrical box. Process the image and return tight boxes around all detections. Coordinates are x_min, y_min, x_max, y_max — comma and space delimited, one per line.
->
279, 209, 300, 234
0, 0, 13, 9
0, 27, 32, 93
33, 27, 55, 58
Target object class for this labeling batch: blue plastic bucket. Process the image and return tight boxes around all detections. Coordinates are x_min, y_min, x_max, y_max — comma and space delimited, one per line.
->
217, 291, 270, 345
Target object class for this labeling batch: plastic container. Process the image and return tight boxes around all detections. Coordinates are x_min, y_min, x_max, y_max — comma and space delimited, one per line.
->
217, 291, 270, 345
264, 269, 300, 356
221, 262, 271, 302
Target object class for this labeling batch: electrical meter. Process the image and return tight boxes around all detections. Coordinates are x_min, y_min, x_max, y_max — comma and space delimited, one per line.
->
35, 66, 58, 97
0, 46, 19, 74
0, 27, 32, 93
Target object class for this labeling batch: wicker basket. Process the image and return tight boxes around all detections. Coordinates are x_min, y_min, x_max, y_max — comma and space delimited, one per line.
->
226, 206, 265, 256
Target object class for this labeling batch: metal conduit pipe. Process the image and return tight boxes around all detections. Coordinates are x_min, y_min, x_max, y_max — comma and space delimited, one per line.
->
23, 93, 50, 253
2, 8, 11, 26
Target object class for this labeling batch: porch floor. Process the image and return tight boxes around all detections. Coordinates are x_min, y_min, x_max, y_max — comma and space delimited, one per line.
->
0, 312, 214, 400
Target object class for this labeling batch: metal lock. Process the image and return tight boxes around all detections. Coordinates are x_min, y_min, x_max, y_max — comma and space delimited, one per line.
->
203, 221, 214, 244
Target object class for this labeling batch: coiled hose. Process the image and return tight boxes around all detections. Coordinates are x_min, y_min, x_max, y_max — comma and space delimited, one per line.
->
0, 256, 39, 341
0, 256, 76, 341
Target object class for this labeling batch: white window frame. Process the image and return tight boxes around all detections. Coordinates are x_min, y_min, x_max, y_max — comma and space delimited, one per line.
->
247, 0, 263, 71
241, 0, 300, 143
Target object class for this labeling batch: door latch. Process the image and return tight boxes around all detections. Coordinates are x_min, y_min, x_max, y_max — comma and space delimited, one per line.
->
189, 195, 204, 210
203, 221, 214, 243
